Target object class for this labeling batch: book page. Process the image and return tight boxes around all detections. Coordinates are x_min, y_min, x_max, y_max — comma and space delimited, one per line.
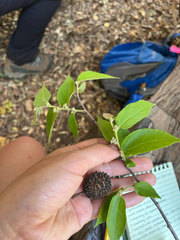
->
125, 162, 180, 240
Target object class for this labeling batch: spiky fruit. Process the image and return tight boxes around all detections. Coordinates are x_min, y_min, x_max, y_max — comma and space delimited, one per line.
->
83, 171, 112, 200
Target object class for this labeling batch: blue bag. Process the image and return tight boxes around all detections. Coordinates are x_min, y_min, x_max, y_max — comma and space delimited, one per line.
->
100, 34, 180, 104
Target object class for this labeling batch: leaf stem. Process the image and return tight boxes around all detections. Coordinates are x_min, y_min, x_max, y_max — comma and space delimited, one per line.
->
36, 104, 85, 113
76, 81, 80, 99
117, 185, 134, 197
110, 120, 121, 150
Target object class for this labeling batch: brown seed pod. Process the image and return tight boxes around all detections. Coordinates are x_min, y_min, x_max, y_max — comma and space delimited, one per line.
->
83, 171, 112, 200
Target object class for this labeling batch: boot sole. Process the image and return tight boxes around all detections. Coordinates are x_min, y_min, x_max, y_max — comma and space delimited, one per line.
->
4, 55, 53, 79
4, 68, 28, 78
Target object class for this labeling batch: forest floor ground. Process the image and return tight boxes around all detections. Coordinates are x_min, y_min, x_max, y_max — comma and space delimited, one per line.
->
0, 0, 179, 152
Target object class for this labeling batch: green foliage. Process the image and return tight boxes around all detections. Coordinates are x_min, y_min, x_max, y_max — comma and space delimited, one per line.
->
103, 113, 114, 121
68, 113, 78, 139
95, 190, 119, 228
107, 195, 126, 240
77, 71, 118, 82
47, 108, 57, 149
78, 82, 86, 94
121, 129, 180, 157
57, 75, 75, 106
125, 158, 136, 168
33, 83, 51, 107
32, 71, 180, 240
97, 116, 115, 142
117, 128, 129, 147
31, 110, 38, 127
116, 100, 155, 129
135, 182, 161, 199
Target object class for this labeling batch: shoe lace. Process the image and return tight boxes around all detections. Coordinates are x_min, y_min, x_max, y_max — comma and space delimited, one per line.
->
29, 57, 42, 67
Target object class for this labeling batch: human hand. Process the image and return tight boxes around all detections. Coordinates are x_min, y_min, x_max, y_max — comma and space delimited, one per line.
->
0, 138, 155, 240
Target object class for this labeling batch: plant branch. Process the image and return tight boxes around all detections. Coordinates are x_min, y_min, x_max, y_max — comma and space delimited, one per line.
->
77, 100, 178, 240
35, 104, 84, 113
126, 166, 179, 240
73, 95, 98, 126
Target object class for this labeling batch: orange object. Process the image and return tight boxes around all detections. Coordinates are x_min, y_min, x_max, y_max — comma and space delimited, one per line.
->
140, 83, 146, 88
104, 227, 110, 240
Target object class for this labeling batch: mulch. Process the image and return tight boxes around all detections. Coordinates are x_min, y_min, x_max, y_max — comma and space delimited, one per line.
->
0, 0, 180, 152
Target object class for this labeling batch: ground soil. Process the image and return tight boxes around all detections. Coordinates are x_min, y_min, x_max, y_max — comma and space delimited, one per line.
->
0, 0, 180, 152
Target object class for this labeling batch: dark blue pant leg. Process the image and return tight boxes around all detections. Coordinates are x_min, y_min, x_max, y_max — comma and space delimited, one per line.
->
0, 0, 62, 65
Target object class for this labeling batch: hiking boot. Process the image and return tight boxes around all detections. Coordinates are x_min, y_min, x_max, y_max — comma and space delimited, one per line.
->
4, 54, 52, 78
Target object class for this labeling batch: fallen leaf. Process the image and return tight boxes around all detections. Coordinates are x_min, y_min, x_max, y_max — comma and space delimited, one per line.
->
25, 99, 33, 112
22, 126, 29, 131
74, 46, 83, 53
139, 8, 146, 17
0, 100, 13, 114
28, 128, 34, 135
104, 22, 110, 28
93, 14, 99, 21
12, 127, 18, 132
0, 106, 6, 114
40, 124, 46, 129
0, 136, 10, 149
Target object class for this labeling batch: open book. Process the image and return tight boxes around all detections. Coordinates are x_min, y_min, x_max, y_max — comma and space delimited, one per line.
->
123, 162, 180, 240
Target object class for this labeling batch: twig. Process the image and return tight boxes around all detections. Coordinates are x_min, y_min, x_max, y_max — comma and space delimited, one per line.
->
126, 166, 179, 240
75, 94, 179, 239
73, 95, 98, 126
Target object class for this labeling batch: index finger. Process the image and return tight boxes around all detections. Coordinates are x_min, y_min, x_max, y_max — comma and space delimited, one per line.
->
58, 143, 120, 176
48, 138, 109, 157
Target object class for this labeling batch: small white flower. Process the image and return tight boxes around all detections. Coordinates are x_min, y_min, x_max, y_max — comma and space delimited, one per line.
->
63, 103, 68, 109
71, 107, 76, 114
53, 107, 58, 113
110, 137, 117, 145
113, 125, 119, 131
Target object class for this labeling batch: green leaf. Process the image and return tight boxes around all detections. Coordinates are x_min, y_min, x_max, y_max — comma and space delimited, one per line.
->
78, 82, 86, 94
117, 128, 130, 147
57, 75, 75, 106
97, 117, 115, 142
122, 128, 180, 157
103, 113, 114, 121
68, 113, 78, 139
116, 100, 155, 129
33, 83, 51, 107
135, 182, 161, 199
77, 71, 119, 82
125, 158, 136, 168
47, 108, 57, 148
107, 195, 126, 240
31, 110, 38, 127
95, 190, 119, 228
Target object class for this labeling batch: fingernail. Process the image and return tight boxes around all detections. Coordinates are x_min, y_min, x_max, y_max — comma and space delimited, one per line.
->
109, 144, 119, 151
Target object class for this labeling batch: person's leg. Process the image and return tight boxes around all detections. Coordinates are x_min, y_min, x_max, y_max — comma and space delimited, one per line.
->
1, 0, 62, 78
0, 136, 46, 194
7, 0, 62, 65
